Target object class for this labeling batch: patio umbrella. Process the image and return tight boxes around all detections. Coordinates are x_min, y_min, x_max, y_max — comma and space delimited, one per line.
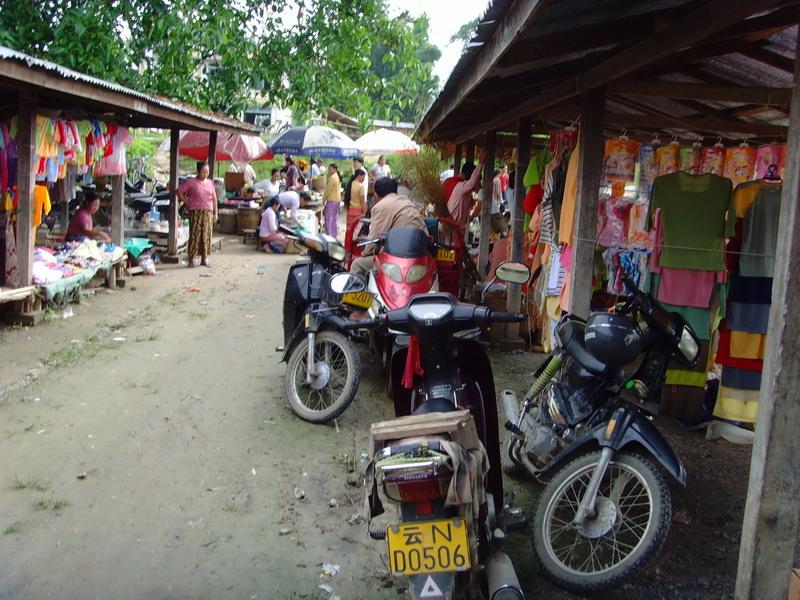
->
159, 131, 274, 162
267, 125, 360, 159
355, 128, 419, 155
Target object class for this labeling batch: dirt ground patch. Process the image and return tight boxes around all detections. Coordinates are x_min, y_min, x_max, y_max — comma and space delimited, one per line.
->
0, 242, 754, 599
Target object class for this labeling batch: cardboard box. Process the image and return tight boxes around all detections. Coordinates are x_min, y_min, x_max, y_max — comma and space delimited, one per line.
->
789, 568, 800, 600
224, 171, 245, 193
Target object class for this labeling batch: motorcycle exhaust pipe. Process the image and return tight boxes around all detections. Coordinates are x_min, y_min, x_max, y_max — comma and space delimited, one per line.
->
487, 551, 524, 600
501, 390, 520, 426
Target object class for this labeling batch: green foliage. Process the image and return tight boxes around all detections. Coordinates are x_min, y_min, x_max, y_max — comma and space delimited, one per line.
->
0, 0, 440, 124
450, 17, 479, 44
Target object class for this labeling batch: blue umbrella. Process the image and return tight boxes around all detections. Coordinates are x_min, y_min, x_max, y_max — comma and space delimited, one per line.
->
267, 125, 361, 159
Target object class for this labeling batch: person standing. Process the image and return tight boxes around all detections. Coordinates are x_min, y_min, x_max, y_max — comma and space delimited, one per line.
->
371, 155, 392, 180
447, 157, 484, 231
284, 155, 301, 190
492, 168, 503, 214
344, 168, 367, 257
311, 159, 323, 178
323, 163, 341, 237
177, 161, 218, 268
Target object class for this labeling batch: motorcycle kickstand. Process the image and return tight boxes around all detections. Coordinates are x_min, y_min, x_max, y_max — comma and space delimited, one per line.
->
574, 446, 614, 525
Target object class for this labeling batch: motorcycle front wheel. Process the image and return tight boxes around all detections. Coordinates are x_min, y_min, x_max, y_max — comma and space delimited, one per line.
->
531, 451, 671, 594
284, 331, 361, 423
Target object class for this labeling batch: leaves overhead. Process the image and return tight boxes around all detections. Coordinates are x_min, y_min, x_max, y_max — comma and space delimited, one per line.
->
0, 0, 440, 124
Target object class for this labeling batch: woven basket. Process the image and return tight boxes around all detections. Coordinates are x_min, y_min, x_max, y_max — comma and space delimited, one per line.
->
237, 207, 261, 235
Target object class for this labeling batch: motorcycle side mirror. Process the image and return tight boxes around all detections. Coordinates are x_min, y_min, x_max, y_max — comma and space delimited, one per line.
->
494, 261, 531, 285
329, 272, 367, 294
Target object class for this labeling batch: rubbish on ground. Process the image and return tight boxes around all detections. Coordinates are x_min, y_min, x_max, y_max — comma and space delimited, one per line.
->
112, 337, 126, 342
36, 428, 46, 435
185, 287, 201, 293
76, 472, 87, 480
328, 498, 337, 508
279, 527, 291, 536
62, 307, 74, 319
251, 468, 257, 476
293, 486, 305, 499
359, 451, 369, 462
33, 397, 40, 402
245, 314, 254, 319
199, 273, 212, 278
320, 563, 341, 580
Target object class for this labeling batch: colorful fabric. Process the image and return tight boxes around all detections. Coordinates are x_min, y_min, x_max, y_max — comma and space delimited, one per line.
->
728, 270, 771, 305
739, 184, 781, 278
713, 389, 758, 423
603, 138, 639, 181
648, 172, 735, 271
727, 302, 770, 334
721, 366, 762, 391
558, 142, 580, 245
729, 330, 766, 360
638, 144, 659, 194
665, 369, 706, 388
700, 146, 725, 175
679, 145, 700, 172
755, 143, 786, 179
344, 206, 365, 257
33, 184, 51, 228
723, 146, 756, 185
716, 325, 763, 371
187, 209, 213, 260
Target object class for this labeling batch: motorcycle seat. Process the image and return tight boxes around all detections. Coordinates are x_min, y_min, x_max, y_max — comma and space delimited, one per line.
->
413, 397, 459, 415
558, 319, 625, 380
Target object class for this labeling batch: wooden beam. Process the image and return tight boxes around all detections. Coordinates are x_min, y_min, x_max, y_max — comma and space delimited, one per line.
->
569, 90, 605, 319
16, 97, 36, 286
741, 45, 796, 74
418, 0, 547, 138
736, 27, 800, 600
478, 131, 497, 277
506, 116, 532, 339
167, 128, 179, 257
453, 0, 786, 142
110, 175, 124, 246
207, 130, 218, 179
612, 80, 791, 106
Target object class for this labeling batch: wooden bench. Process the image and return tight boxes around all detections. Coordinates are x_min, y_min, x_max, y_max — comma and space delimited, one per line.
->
242, 228, 257, 246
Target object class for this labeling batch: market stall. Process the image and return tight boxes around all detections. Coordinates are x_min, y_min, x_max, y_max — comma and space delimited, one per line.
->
0, 46, 259, 320
416, 1, 800, 595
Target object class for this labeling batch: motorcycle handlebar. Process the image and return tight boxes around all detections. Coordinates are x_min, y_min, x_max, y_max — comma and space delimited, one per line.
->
489, 311, 526, 323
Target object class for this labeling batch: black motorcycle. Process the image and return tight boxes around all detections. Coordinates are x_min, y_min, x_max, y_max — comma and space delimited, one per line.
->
502, 277, 700, 593
278, 226, 375, 423
327, 262, 532, 600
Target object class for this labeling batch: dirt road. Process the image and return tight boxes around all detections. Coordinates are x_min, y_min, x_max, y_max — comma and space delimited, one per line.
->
0, 241, 753, 599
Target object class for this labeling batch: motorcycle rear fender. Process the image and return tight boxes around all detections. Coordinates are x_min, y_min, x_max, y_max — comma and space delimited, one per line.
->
539, 404, 686, 486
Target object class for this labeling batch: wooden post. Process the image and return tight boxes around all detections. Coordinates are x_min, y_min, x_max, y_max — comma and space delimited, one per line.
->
58, 176, 69, 233
167, 128, 179, 257
735, 34, 800, 600
465, 141, 476, 164
16, 97, 36, 286
477, 130, 496, 278
207, 130, 218, 181
506, 115, 533, 338
454, 143, 463, 177
568, 90, 605, 319
110, 175, 124, 246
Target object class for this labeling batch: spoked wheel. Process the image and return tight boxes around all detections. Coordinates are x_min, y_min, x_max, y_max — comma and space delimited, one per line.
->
532, 451, 671, 594
284, 331, 360, 423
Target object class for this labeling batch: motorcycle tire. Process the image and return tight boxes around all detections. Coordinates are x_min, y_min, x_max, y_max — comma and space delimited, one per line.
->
531, 451, 671, 594
284, 331, 361, 424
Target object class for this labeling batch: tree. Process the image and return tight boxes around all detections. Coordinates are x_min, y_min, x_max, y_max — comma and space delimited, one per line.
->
0, 0, 440, 124
450, 17, 479, 44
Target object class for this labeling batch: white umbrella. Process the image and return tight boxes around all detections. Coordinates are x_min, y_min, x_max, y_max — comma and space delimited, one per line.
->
355, 128, 419, 155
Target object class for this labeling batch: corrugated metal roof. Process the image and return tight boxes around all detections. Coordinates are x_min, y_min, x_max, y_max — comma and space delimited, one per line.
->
0, 46, 259, 133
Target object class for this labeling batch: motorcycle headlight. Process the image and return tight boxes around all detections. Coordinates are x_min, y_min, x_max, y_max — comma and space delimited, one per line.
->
677, 326, 699, 363
328, 241, 346, 262
381, 262, 403, 283
405, 264, 428, 283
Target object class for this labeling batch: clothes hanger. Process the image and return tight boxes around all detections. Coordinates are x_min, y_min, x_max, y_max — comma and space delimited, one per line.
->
618, 129, 629, 141
763, 163, 781, 182
650, 133, 661, 145
714, 137, 724, 149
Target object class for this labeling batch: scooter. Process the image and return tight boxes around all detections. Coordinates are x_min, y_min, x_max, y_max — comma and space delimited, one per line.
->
501, 277, 700, 593
277, 226, 375, 423
335, 262, 532, 600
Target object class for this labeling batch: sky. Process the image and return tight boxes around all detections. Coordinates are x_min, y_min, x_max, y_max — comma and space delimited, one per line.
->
388, 0, 490, 85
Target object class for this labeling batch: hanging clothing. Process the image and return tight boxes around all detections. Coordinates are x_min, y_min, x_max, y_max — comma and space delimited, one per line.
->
558, 141, 580, 245
648, 172, 734, 271
33, 184, 51, 228
739, 184, 781, 278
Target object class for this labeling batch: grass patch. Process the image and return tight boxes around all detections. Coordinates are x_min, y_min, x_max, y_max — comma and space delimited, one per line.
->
42, 341, 99, 368
135, 332, 160, 343
33, 498, 68, 511
3, 522, 22, 535
12, 474, 49, 492
189, 311, 208, 321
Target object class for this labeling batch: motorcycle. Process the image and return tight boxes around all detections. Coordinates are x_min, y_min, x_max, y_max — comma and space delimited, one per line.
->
501, 277, 700, 593
277, 225, 375, 423
343, 262, 532, 600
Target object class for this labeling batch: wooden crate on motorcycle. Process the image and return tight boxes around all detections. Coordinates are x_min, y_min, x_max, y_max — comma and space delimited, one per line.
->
369, 410, 481, 455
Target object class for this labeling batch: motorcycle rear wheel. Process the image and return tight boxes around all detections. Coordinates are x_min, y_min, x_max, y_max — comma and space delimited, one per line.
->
531, 451, 671, 594
284, 331, 361, 423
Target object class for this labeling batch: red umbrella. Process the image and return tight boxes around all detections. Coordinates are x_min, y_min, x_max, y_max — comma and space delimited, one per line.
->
159, 131, 274, 162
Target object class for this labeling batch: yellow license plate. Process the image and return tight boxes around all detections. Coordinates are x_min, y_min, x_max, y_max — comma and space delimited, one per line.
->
436, 248, 456, 262
386, 518, 470, 575
341, 290, 374, 309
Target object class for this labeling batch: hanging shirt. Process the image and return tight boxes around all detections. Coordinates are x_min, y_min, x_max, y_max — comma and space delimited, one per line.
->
94, 126, 132, 176
33, 184, 51, 228
648, 172, 734, 271
739, 185, 781, 278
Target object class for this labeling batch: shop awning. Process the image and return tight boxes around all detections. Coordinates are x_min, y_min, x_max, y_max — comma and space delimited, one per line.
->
0, 46, 259, 134
418, 0, 796, 144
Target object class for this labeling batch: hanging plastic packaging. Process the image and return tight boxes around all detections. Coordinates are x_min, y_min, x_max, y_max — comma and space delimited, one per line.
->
723, 146, 756, 185
755, 143, 786, 180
